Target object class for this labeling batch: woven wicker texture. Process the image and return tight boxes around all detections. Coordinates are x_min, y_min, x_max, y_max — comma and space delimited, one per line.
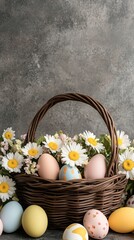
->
14, 93, 128, 229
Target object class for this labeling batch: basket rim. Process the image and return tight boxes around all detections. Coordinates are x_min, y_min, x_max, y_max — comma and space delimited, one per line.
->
14, 172, 126, 184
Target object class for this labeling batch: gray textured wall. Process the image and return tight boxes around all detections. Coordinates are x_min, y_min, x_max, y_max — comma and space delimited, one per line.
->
0, 0, 134, 139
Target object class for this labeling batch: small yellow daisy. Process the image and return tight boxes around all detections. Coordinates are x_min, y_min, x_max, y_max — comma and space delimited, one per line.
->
2, 152, 24, 173
61, 141, 88, 167
43, 134, 62, 153
0, 175, 16, 202
118, 149, 134, 179
2, 127, 15, 141
22, 142, 43, 159
82, 130, 104, 152
117, 130, 131, 150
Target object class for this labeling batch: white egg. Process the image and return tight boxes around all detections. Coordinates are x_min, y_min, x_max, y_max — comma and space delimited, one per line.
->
63, 223, 88, 240
0, 219, 3, 236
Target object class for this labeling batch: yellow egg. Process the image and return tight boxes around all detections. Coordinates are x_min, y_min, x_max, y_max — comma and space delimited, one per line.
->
108, 207, 134, 233
22, 205, 48, 237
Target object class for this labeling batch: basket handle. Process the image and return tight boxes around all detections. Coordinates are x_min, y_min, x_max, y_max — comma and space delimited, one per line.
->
24, 93, 118, 177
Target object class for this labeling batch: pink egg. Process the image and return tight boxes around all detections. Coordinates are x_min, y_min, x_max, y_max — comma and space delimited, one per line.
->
0, 219, 3, 236
37, 153, 60, 180
84, 154, 106, 179
83, 209, 109, 239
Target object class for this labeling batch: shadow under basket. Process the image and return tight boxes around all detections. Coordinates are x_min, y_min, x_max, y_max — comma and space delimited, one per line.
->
13, 93, 128, 229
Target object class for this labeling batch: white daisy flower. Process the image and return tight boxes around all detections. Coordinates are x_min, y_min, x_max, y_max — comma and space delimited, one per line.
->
2, 152, 24, 173
82, 130, 104, 152
43, 134, 62, 153
2, 127, 15, 141
61, 141, 88, 167
118, 149, 134, 179
22, 142, 43, 159
117, 130, 131, 150
0, 175, 16, 202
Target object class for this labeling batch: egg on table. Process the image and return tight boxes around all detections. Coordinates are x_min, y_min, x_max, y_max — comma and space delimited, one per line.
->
22, 205, 48, 238
84, 154, 106, 179
83, 209, 109, 239
0, 201, 23, 233
62, 223, 88, 240
59, 165, 82, 181
0, 219, 3, 236
37, 153, 60, 180
108, 207, 134, 233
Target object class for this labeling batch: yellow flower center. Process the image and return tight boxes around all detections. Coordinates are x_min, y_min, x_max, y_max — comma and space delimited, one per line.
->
122, 159, 134, 171
0, 182, 9, 193
88, 137, 97, 146
4, 131, 13, 140
28, 148, 39, 157
8, 159, 18, 169
118, 137, 123, 146
48, 142, 58, 151
68, 151, 79, 161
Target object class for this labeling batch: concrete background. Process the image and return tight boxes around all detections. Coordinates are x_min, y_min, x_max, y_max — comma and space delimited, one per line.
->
0, 0, 134, 140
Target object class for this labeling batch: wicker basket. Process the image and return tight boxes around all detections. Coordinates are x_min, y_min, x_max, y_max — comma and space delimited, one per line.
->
14, 93, 127, 229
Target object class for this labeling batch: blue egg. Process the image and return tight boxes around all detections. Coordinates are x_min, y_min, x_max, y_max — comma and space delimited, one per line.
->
0, 201, 23, 233
59, 165, 82, 181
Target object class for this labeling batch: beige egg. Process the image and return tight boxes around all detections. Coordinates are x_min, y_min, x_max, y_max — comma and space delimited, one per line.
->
37, 153, 60, 180
84, 154, 106, 179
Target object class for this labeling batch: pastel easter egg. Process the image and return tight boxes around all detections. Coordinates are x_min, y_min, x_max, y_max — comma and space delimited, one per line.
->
37, 153, 60, 180
59, 165, 82, 181
84, 154, 106, 179
126, 195, 134, 208
83, 209, 109, 239
22, 205, 48, 238
62, 223, 88, 240
0, 219, 3, 235
0, 201, 23, 233
108, 207, 134, 233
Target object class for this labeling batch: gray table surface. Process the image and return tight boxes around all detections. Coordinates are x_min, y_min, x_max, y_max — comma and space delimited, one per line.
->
1, 229, 134, 240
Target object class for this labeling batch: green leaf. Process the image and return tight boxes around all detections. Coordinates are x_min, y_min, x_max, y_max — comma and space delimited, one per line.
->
36, 135, 45, 145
